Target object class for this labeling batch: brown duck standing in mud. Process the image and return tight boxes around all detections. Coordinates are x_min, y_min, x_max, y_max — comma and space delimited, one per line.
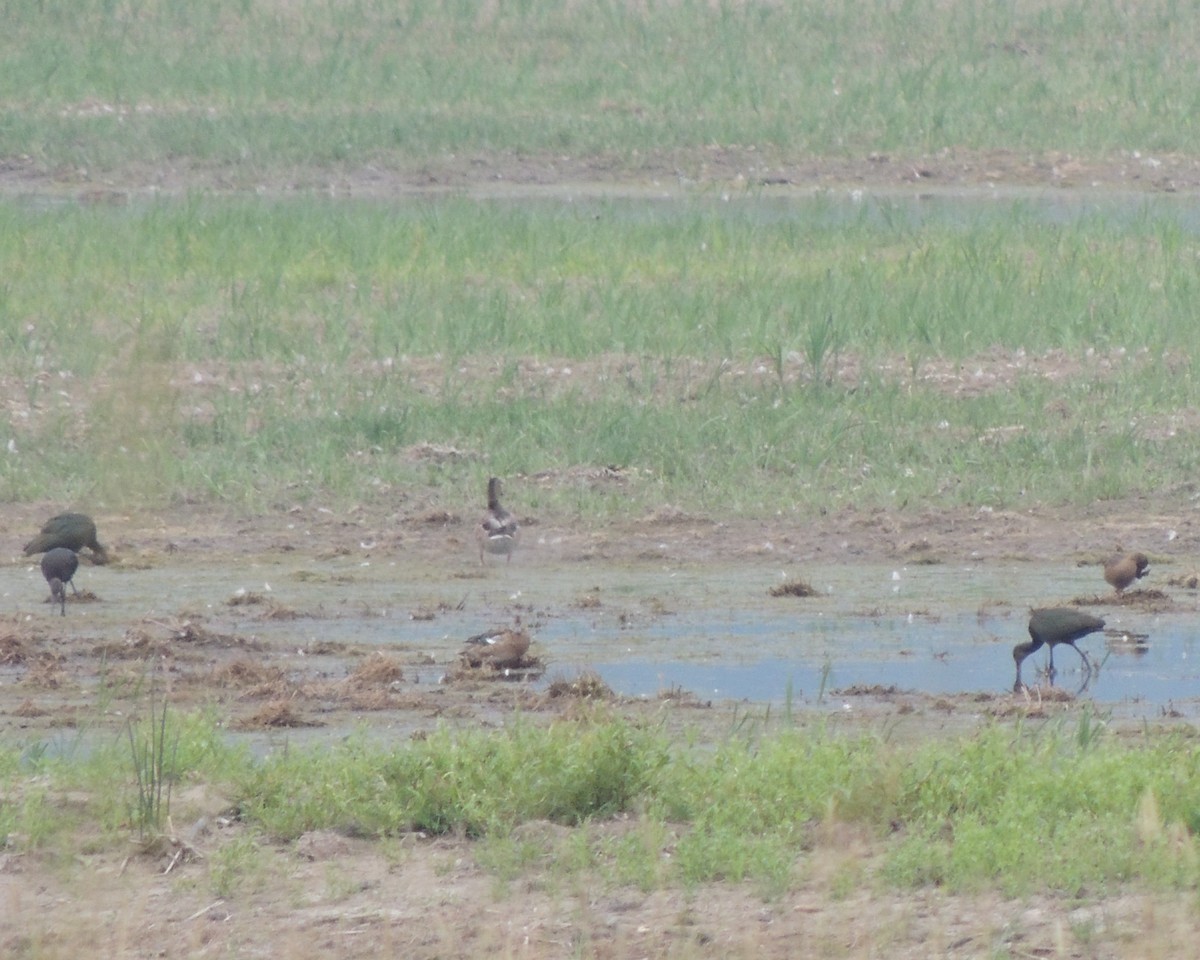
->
40, 547, 79, 616
24, 513, 109, 564
476, 477, 519, 564
1103, 552, 1149, 595
460, 626, 531, 669
1013, 607, 1106, 691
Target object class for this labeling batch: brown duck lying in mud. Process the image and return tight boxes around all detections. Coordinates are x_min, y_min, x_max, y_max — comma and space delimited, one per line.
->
460, 627, 531, 669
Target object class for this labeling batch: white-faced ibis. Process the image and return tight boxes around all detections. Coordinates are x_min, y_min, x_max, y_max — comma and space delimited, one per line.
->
460, 627, 531, 669
1013, 607, 1106, 691
40, 547, 79, 616
476, 477, 519, 564
24, 513, 109, 565
1103, 552, 1149, 594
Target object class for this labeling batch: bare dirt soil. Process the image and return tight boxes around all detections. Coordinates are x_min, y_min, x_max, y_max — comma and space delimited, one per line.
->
7, 144, 1200, 199
4, 153, 1200, 958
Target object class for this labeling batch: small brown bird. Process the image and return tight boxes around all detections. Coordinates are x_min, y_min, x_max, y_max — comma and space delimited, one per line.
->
1103, 552, 1149, 594
460, 627, 531, 669
24, 513, 109, 565
40, 547, 79, 616
476, 477, 519, 564
1013, 607, 1106, 691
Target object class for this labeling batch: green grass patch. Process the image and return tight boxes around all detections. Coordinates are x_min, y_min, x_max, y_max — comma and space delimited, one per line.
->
239, 711, 669, 839
6, 708, 1200, 897
3, 195, 1200, 518
3, 0, 1200, 171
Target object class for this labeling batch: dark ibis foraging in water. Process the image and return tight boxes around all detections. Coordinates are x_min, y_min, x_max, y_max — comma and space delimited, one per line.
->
40, 547, 79, 616
1014, 607, 1106, 692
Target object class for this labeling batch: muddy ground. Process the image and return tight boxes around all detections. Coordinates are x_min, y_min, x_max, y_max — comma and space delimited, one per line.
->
4, 150, 1200, 958
7, 143, 1200, 199
3, 489, 1195, 960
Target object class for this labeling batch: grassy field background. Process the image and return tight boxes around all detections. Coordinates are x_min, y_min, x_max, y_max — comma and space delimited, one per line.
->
2, 194, 1199, 517
3, 0, 1200, 170
2, 0, 1200, 518
5, 6, 1200, 956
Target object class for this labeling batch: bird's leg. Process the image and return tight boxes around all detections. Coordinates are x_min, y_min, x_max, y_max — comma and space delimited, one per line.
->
1047, 647, 1057, 682
1073, 643, 1091, 675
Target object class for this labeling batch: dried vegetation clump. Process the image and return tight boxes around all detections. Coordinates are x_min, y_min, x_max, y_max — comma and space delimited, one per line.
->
1073, 588, 1172, 611
114, 617, 259, 656
544, 671, 614, 701
769, 578, 818, 598
211, 658, 292, 699
444, 658, 545, 683
0, 631, 34, 664
347, 653, 405, 688
235, 699, 318, 729
227, 592, 304, 619
20, 655, 68, 689
836, 684, 902, 697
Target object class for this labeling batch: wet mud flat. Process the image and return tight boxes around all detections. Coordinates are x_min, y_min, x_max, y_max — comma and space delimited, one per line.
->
4, 504, 1200, 960
3, 510, 1197, 747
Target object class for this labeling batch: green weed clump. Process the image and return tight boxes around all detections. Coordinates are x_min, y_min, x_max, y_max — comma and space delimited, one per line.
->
651, 730, 896, 892
886, 719, 1200, 894
0, 707, 243, 851
126, 689, 178, 840
240, 711, 669, 840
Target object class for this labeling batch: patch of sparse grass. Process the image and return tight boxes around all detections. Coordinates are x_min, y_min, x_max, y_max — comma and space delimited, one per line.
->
3, 196, 1200, 520
886, 719, 1200, 894
0, 706, 244, 854
7, 708, 1200, 901
126, 687, 177, 840
225, 710, 1200, 898
209, 833, 266, 899
241, 710, 668, 839
3, 1, 1200, 172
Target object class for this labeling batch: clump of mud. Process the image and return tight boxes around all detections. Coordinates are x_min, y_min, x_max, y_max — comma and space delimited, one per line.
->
0, 631, 36, 664
226, 591, 304, 619
544, 671, 613, 701
115, 617, 259, 653
236, 699, 320, 729
769, 578, 817, 598
836, 684, 903, 697
1073, 588, 1173, 611
50, 589, 102, 606
20, 654, 68, 689
347, 653, 405, 687
212, 658, 291, 698
445, 658, 545, 683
